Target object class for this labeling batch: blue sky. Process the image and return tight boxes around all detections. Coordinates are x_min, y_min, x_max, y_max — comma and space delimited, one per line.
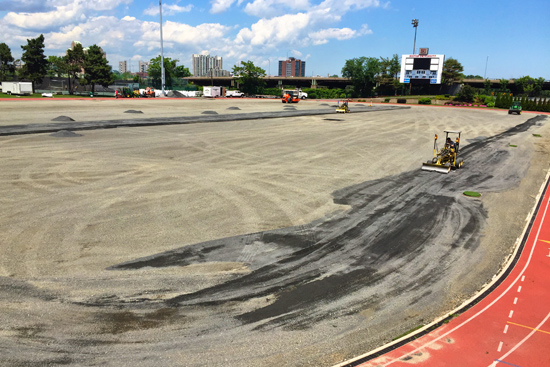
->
0, 0, 548, 79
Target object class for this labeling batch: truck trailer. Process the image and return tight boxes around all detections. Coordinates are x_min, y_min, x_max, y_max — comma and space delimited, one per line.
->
1, 82, 33, 95
203, 86, 225, 98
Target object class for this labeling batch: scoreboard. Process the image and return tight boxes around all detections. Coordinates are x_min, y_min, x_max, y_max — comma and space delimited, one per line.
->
399, 53, 445, 84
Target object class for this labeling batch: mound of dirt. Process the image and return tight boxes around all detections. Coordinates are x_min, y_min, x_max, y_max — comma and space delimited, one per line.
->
51, 116, 75, 121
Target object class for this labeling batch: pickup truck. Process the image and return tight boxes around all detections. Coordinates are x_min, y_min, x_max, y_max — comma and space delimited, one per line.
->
226, 90, 244, 97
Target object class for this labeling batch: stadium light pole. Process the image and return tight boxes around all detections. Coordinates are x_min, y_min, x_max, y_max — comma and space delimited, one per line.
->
159, 0, 165, 95
412, 19, 419, 54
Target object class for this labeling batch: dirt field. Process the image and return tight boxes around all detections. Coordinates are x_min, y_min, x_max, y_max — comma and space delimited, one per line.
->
0, 99, 548, 367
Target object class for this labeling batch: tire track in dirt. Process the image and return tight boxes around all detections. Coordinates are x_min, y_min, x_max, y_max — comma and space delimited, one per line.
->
110, 116, 547, 332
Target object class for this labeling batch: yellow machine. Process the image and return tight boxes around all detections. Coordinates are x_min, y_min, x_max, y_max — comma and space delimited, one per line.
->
336, 99, 350, 113
422, 130, 464, 174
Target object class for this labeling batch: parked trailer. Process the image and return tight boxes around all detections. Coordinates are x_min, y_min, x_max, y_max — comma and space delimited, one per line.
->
203, 86, 225, 98
1, 82, 33, 95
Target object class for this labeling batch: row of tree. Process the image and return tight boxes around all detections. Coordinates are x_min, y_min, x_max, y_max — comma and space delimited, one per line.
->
1, 35, 112, 94
341, 55, 465, 98
340, 56, 549, 98
495, 94, 550, 112
1, 34, 194, 94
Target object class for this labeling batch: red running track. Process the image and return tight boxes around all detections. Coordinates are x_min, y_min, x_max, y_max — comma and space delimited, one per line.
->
351, 173, 550, 367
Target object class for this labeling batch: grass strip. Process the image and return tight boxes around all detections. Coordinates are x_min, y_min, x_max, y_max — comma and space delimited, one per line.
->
392, 324, 425, 341
463, 191, 481, 197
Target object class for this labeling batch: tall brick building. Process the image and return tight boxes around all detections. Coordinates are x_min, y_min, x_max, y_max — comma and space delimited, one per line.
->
278, 57, 306, 77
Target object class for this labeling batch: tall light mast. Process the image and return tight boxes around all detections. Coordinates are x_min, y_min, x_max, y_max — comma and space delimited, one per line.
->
412, 19, 419, 54
159, 0, 165, 95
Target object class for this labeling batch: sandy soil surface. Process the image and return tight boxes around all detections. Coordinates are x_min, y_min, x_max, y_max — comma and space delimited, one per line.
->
0, 99, 549, 367
0, 97, 298, 126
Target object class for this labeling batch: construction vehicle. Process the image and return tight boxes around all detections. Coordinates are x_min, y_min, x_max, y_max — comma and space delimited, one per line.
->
508, 101, 522, 115
282, 90, 300, 103
336, 99, 350, 113
422, 130, 464, 174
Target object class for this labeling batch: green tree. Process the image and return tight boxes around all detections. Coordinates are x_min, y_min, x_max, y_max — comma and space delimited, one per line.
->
66, 43, 86, 94
20, 34, 48, 91
0, 43, 15, 80
232, 60, 266, 95
442, 58, 464, 86
83, 45, 113, 94
515, 76, 541, 96
533, 77, 545, 97
378, 54, 401, 95
456, 84, 475, 102
483, 79, 492, 95
46, 55, 67, 77
499, 78, 509, 92
148, 56, 190, 89
174, 65, 191, 78
341, 57, 380, 97
495, 93, 502, 108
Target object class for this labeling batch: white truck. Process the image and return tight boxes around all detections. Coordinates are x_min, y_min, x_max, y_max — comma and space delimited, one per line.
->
203, 86, 225, 98
1, 81, 33, 95
282, 89, 308, 99
226, 90, 244, 97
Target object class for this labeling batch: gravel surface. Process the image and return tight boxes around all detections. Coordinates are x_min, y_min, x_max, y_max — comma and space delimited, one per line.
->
0, 99, 548, 367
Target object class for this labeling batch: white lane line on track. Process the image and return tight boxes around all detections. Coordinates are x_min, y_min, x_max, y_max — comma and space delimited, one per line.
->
509, 310, 514, 318
517, 286, 522, 293
378, 189, 550, 367
504, 325, 509, 334
514, 297, 518, 305
491, 312, 550, 366
497, 341, 503, 352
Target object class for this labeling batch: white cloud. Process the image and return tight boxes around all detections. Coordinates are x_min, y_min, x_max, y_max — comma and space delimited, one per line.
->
243, 0, 311, 17
210, 0, 237, 14
0, 0, 55, 13
235, 12, 311, 45
308, 27, 356, 45
2, 0, 383, 74
318, 0, 380, 11
2, 0, 132, 30
144, 2, 193, 16
86, 0, 132, 11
